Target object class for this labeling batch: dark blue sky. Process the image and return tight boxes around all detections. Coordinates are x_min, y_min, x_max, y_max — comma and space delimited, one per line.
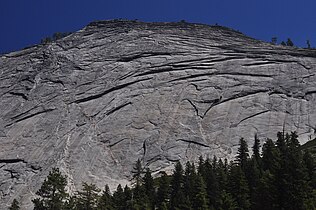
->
1, 0, 316, 53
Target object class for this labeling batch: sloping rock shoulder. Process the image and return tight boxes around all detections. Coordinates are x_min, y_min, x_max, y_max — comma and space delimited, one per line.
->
1, 20, 316, 208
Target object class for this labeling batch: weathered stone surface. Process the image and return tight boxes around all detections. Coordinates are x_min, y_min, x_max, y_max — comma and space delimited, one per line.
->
1, 20, 316, 208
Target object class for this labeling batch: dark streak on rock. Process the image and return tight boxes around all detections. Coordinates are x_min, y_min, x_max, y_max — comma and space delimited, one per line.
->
203, 90, 269, 118
10, 106, 39, 121
305, 90, 316, 97
0, 159, 27, 164
183, 99, 201, 118
9, 92, 28, 100
142, 140, 147, 157
243, 61, 278, 67
30, 165, 42, 171
134, 67, 174, 77
118, 71, 137, 81
73, 78, 151, 104
146, 155, 162, 165
169, 73, 214, 83
219, 72, 273, 78
117, 52, 172, 62
210, 56, 246, 63
44, 78, 65, 87
269, 90, 306, 100
177, 139, 210, 148
106, 102, 132, 116
168, 72, 272, 84
108, 138, 128, 147
7, 108, 55, 126
230, 110, 270, 128
15, 109, 55, 123
166, 157, 181, 162
3, 169, 19, 179
244, 59, 311, 70
149, 56, 215, 69
189, 83, 202, 91
148, 120, 158, 126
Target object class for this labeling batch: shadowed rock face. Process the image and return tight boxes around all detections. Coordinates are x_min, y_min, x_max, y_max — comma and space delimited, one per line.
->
1, 20, 316, 208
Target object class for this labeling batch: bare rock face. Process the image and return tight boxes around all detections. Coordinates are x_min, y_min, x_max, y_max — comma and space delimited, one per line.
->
1, 20, 316, 208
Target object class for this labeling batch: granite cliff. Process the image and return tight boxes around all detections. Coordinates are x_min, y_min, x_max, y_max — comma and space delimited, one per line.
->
1, 20, 316, 208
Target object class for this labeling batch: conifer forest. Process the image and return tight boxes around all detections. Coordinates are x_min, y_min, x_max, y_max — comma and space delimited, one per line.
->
10, 131, 316, 210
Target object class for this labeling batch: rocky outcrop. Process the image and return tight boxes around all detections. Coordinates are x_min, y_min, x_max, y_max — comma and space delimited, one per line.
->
1, 20, 316, 208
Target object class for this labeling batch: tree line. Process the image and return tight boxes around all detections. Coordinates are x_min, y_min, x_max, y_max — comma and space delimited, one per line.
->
9, 131, 316, 210
271, 37, 313, 48
40, 32, 72, 44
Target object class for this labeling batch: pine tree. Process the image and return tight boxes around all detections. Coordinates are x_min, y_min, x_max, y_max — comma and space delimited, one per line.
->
303, 189, 316, 210
271, 37, 277, 45
142, 168, 155, 209
64, 196, 77, 210
228, 165, 250, 210
218, 191, 237, 210
158, 202, 168, 210
113, 184, 126, 210
303, 152, 316, 210
123, 185, 133, 210
276, 132, 288, 164
261, 139, 280, 173
236, 138, 249, 170
281, 132, 308, 210
212, 156, 218, 170
307, 40, 311, 48
275, 133, 291, 209
256, 171, 278, 210
76, 182, 100, 210
216, 159, 228, 195
204, 158, 220, 209
303, 151, 316, 188
170, 161, 185, 210
286, 38, 294, 46
9, 199, 20, 210
246, 158, 261, 208
156, 172, 170, 209
41, 37, 52, 44
192, 175, 209, 210
197, 156, 205, 176
131, 159, 145, 207
32, 168, 68, 210
252, 134, 261, 165
184, 161, 196, 207
98, 185, 114, 210
132, 159, 144, 186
